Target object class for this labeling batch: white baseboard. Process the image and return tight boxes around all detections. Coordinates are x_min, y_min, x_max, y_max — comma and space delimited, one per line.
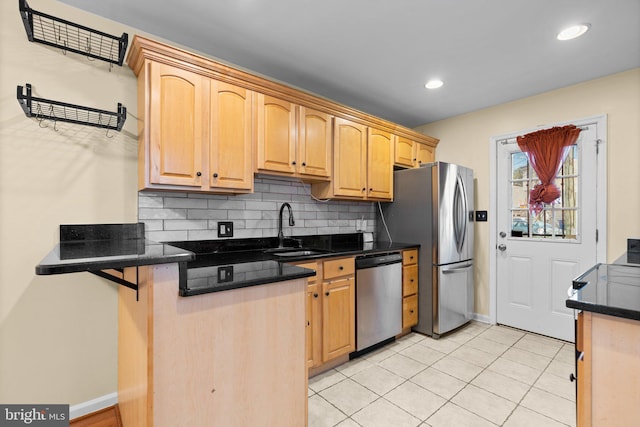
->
70, 392, 117, 420
472, 313, 492, 324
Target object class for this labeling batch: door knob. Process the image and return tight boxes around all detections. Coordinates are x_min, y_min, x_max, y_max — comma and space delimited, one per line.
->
499, 231, 507, 238
498, 244, 507, 251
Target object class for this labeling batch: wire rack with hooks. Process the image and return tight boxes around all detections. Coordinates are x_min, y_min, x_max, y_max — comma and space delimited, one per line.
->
17, 84, 127, 132
19, 0, 128, 66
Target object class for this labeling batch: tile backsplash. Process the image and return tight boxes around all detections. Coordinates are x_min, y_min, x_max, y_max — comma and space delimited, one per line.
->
139, 176, 377, 242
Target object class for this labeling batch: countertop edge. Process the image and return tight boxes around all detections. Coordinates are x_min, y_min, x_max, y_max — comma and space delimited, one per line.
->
35, 242, 195, 275
180, 268, 316, 297
566, 299, 640, 322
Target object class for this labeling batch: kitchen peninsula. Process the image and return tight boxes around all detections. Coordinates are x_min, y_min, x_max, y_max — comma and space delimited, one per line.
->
566, 247, 640, 427
36, 224, 317, 426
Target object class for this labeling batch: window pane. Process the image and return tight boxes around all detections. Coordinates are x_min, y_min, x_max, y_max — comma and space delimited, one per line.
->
512, 181, 528, 208
559, 177, 578, 208
511, 212, 529, 237
512, 152, 528, 179
560, 145, 578, 176
561, 210, 578, 239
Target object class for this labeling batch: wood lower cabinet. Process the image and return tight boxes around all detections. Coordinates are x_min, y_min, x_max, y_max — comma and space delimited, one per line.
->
322, 276, 355, 361
138, 61, 253, 193
402, 249, 419, 328
296, 257, 355, 369
575, 311, 640, 426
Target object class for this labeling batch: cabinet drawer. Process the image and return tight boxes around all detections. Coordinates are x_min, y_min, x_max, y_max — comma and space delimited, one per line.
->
323, 257, 355, 280
403, 294, 418, 328
403, 265, 418, 296
403, 249, 418, 265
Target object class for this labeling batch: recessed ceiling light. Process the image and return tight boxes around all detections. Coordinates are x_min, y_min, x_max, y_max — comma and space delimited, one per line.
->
557, 24, 590, 41
425, 79, 444, 89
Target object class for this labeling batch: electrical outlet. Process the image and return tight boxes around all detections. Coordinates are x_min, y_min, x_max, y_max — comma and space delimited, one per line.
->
361, 219, 367, 230
217, 221, 233, 237
356, 219, 363, 231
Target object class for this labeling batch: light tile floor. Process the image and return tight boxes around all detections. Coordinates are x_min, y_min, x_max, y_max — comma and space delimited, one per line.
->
308, 322, 576, 427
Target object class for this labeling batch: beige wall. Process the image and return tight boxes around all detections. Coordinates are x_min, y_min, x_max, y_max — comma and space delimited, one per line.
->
0, 1, 138, 404
415, 68, 640, 316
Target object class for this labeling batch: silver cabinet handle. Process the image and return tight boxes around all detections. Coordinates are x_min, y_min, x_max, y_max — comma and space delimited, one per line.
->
498, 244, 507, 251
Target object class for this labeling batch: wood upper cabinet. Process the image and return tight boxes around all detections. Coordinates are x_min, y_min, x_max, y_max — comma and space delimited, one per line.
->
394, 136, 415, 169
255, 95, 332, 180
394, 136, 435, 169
332, 118, 367, 198
415, 142, 435, 166
148, 62, 205, 188
298, 107, 332, 179
209, 81, 253, 191
255, 94, 296, 174
140, 61, 253, 193
367, 127, 394, 200
312, 118, 392, 200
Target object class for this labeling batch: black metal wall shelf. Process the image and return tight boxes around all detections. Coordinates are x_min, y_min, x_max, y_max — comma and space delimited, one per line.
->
17, 84, 127, 131
19, 0, 128, 66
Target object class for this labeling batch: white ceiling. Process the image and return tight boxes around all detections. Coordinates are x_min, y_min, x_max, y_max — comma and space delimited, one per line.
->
59, 0, 640, 128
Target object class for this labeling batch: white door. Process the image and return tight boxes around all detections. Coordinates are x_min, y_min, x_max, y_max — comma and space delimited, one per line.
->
496, 118, 603, 342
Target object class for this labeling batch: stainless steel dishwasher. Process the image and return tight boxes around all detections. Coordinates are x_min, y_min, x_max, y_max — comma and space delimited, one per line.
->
355, 252, 403, 352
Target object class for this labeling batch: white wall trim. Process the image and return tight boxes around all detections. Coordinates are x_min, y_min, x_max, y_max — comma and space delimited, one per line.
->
488, 114, 608, 327
70, 392, 117, 420
472, 312, 492, 325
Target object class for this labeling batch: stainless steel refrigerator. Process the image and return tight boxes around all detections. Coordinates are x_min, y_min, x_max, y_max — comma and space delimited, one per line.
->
378, 162, 474, 337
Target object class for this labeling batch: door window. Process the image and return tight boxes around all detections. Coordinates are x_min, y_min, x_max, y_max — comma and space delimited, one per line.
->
510, 144, 578, 240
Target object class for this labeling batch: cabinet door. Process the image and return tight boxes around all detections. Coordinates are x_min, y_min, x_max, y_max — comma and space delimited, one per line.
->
209, 81, 253, 191
333, 118, 367, 198
306, 283, 322, 368
322, 277, 355, 361
367, 128, 394, 200
298, 107, 332, 178
149, 63, 205, 187
415, 142, 434, 167
255, 94, 296, 174
394, 136, 415, 168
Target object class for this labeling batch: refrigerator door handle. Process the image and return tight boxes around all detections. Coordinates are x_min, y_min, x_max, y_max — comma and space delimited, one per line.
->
453, 174, 468, 253
442, 262, 473, 273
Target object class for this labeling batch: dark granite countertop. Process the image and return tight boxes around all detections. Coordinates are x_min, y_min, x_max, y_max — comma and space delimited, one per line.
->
168, 233, 419, 296
36, 227, 418, 297
35, 239, 195, 275
35, 223, 195, 275
566, 256, 640, 321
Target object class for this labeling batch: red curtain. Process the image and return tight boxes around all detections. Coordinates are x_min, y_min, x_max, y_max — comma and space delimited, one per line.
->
516, 125, 582, 215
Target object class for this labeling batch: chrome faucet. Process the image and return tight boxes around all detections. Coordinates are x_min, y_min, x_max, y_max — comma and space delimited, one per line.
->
278, 202, 295, 247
